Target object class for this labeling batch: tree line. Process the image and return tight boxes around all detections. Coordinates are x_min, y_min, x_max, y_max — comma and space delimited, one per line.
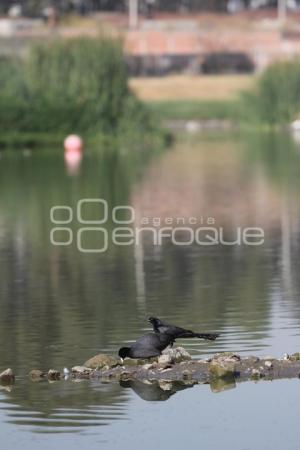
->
0, 1, 281, 16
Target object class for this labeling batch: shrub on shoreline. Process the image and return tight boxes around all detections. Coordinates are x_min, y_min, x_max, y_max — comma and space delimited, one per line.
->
241, 59, 300, 126
0, 37, 163, 146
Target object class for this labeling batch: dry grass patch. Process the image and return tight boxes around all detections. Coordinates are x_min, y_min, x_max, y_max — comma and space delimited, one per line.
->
129, 75, 254, 101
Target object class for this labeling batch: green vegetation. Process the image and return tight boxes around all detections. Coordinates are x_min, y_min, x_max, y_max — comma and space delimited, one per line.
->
0, 37, 166, 148
147, 60, 300, 128
2, 40, 300, 146
241, 59, 300, 126
147, 99, 240, 121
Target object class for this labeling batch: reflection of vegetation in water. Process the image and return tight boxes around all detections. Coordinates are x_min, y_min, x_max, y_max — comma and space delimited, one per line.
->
1, 132, 300, 419
0, 380, 128, 430
239, 130, 300, 315
240, 130, 300, 191
128, 131, 300, 341
140, 243, 271, 341
0, 145, 151, 373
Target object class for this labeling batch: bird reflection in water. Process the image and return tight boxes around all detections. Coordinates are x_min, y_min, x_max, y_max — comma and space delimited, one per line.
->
120, 376, 236, 401
120, 379, 195, 401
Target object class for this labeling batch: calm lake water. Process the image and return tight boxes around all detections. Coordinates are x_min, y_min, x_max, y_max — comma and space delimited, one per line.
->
0, 131, 300, 449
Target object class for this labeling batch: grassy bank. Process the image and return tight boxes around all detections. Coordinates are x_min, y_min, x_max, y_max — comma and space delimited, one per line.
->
147, 99, 240, 121
144, 62, 300, 127
130, 74, 251, 123
129, 75, 254, 101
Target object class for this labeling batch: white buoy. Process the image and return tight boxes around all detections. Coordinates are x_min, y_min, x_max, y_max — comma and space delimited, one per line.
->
186, 120, 201, 133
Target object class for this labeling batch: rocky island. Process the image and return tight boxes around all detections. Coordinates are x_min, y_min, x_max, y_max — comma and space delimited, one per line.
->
2, 348, 300, 395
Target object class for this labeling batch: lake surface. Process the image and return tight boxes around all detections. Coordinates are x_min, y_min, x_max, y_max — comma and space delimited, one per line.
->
0, 131, 300, 449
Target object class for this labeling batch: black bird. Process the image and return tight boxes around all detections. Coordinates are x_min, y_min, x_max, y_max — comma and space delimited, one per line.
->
148, 316, 219, 341
118, 332, 174, 359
